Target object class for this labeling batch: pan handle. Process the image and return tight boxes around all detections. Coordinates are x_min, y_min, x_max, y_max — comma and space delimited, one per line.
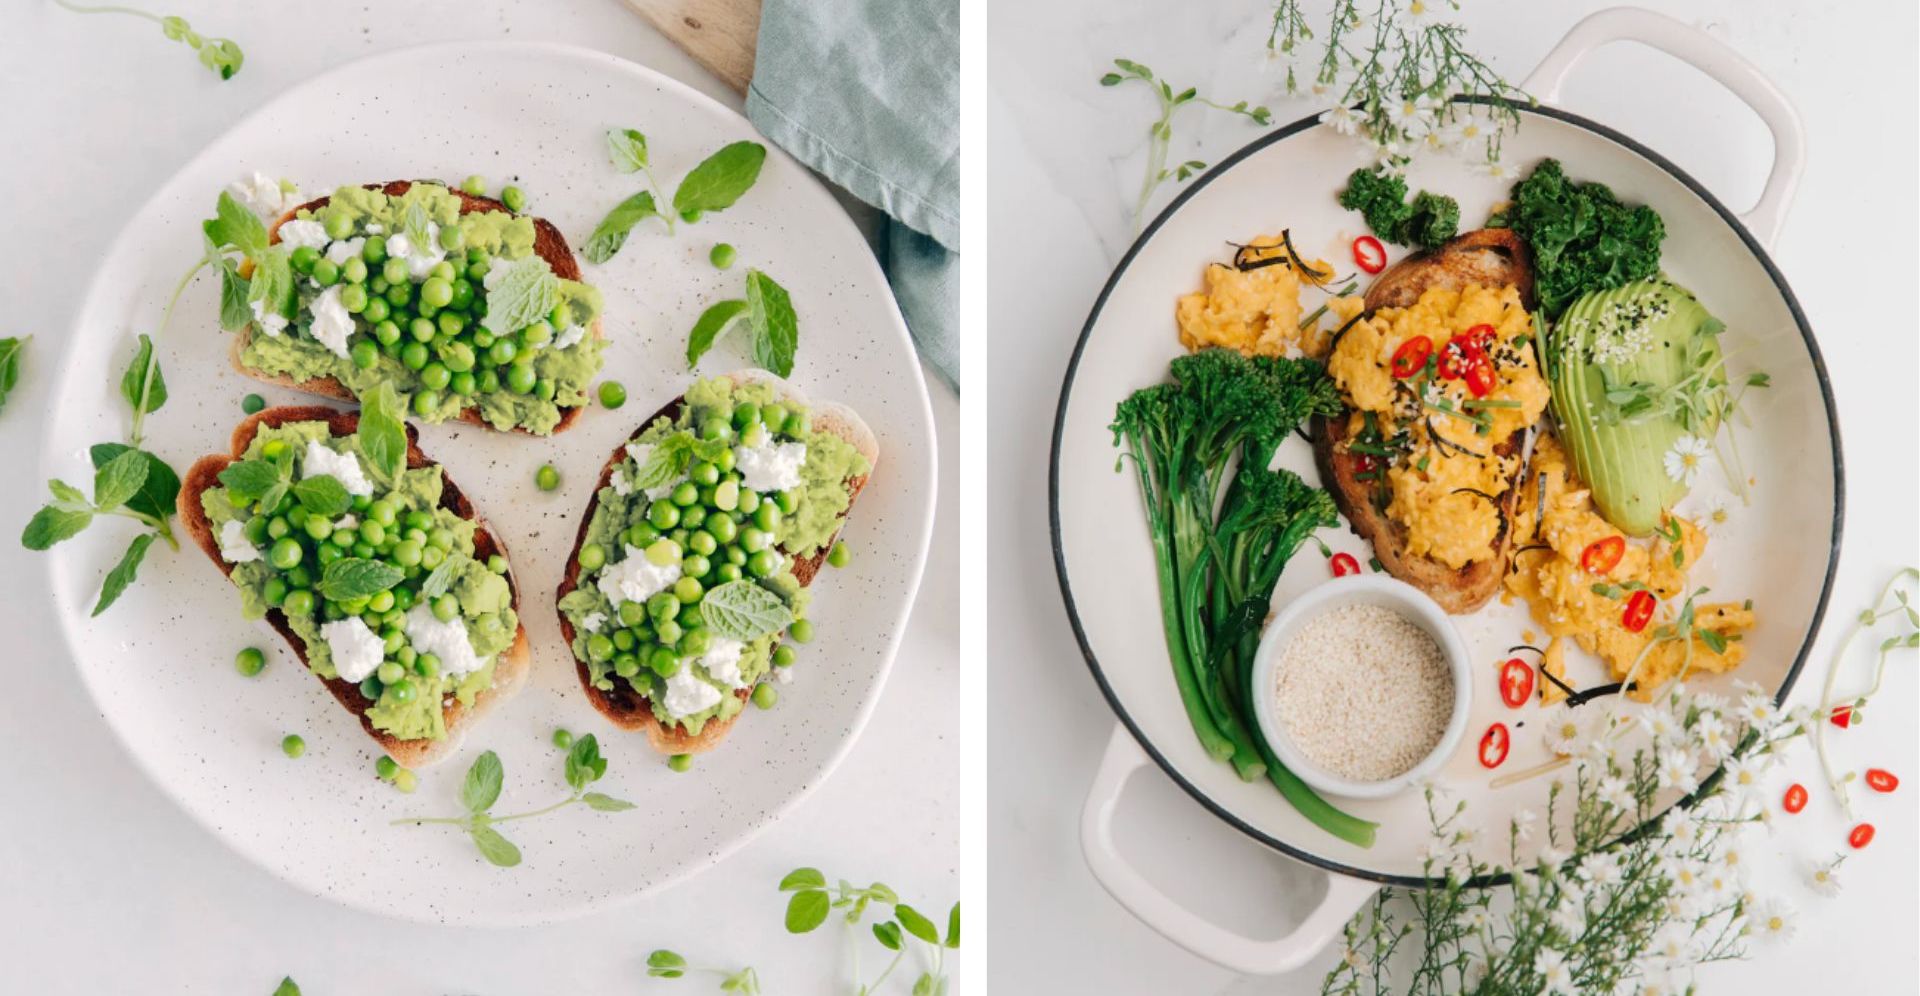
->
1079, 724, 1379, 975
1522, 7, 1804, 249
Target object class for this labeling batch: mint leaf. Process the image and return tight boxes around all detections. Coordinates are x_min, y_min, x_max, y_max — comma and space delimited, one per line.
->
119, 333, 168, 416
631, 433, 694, 491
784, 889, 830, 933
895, 904, 940, 945
356, 382, 408, 486
91, 445, 180, 524
420, 558, 460, 600
564, 734, 606, 791
272, 978, 301, 996
49, 480, 88, 507
93, 447, 151, 512
401, 202, 433, 256
470, 825, 522, 867
607, 128, 650, 172
685, 299, 749, 369
246, 246, 295, 324
581, 190, 660, 264
778, 867, 827, 892
218, 261, 251, 330
291, 475, 351, 518
461, 750, 504, 813
208, 190, 267, 258
218, 458, 281, 504
673, 141, 767, 220
483, 257, 561, 335
745, 269, 798, 377
21, 505, 92, 550
317, 558, 404, 601
946, 902, 960, 948
581, 791, 635, 812
646, 950, 688, 979
92, 532, 156, 616
699, 580, 795, 642
0, 336, 26, 415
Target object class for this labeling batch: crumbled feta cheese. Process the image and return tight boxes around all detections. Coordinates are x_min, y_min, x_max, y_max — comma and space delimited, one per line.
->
609, 468, 632, 496
228, 171, 302, 220
321, 616, 385, 683
325, 238, 365, 265
734, 440, 807, 493
276, 219, 330, 250
307, 284, 354, 358
700, 637, 747, 688
774, 667, 794, 685
581, 611, 607, 633
386, 224, 446, 280
624, 443, 682, 500
250, 298, 288, 337
404, 604, 491, 677
334, 515, 358, 531
553, 323, 587, 350
663, 669, 722, 717
218, 519, 259, 563
365, 222, 384, 234
301, 441, 374, 497
595, 544, 681, 607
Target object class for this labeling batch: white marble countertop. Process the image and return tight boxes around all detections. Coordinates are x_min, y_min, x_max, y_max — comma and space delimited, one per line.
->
0, 2, 955, 992
988, 0, 1915, 992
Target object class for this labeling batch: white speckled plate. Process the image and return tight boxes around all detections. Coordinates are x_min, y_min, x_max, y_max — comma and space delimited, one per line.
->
44, 41, 935, 926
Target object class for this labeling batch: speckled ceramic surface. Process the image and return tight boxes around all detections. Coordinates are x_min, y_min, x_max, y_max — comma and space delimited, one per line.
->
44, 42, 935, 925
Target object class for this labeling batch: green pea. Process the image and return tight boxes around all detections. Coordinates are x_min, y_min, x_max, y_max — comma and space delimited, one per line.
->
341, 256, 369, 284
269, 537, 303, 569
388, 679, 415, 703
438, 311, 467, 338
611, 629, 636, 652
687, 531, 718, 557
506, 363, 537, 394
291, 246, 321, 274
627, 523, 661, 548
400, 342, 429, 370
351, 339, 379, 370
680, 628, 711, 657
429, 527, 454, 552
432, 594, 460, 622
395, 644, 417, 666
287, 506, 311, 528
461, 174, 486, 196
680, 208, 702, 223
413, 389, 442, 417
377, 661, 404, 685
303, 515, 334, 541
534, 378, 556, 402
724, 546, 748, 567
578, 543, 606, 571
283, 590, 316, 618
318, 545, 346, 568
668, 753, 693, 772
752, 684, 778, 710
748, 549, 780, 578
362, 235, 388, 263
235, 646, 267, 676
655, 619, 684, 645
733, 402, 762, 429
789, 619, 815, 643
383, 257, 410, 284
709, 243, 736, 269
421, 277, 453, 309
261, 439, 289, 460
761, 404, 789, 431
450, 278, 476, 311
613, 653, 641, 677
374, 319, 403, 346
488, 554, 508, 574
716, 563, 744, 583
649, 646, 680, 676
324, 211, 355, 240
648, 591, 680, 622
598, 381, 628, 409
420, 362, 452, 391
706, 516, 738, 544
740, 526, 770, 553
552, 728, 574, 749
754, 502, 783, 532
262, 578, 289, 606
241, 393, 266, 414
646, 539, 683, 567
501, 185, 527, 212
776, 489, 801, 515
522, 320, 554, 348
648, 501, 681, 531
738, 489, 761, 514
587, 633, 614, 662
700, 420, 734, 443
393, 769, 418, 793
281, 734, 306, 758
785, 411, 810, 435
488, 338, 518, 366
773, 645, 797, 668
439, 224, 465, 252
478, 369, 502, 393
394, 540, 423, 568
681, 554, 711, 579
673, 577, 704, 603
531, 463, 561, 492
826, 541, 852, 568
311, 258, 340, 286
375, 756, 399, 780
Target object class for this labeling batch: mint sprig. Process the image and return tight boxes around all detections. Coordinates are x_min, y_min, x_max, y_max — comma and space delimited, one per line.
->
0, 336, 27, 417
582, 131, 768, 262
684, 268, 799, 377
393, 736, 635, 867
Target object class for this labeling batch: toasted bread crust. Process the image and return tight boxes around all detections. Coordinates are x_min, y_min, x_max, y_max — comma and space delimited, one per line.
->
231, 180, 601, 435
554, 372, 878, 755
178, 405, 530, 766
1317, 228, 1537, 614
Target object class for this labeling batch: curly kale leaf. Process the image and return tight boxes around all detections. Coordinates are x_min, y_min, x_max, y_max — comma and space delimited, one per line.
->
1492, 158, 1666, 316
1337, 168, 1460, 251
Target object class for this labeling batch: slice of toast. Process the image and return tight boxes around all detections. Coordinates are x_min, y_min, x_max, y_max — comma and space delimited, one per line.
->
178, 405, 531, 766
232, 180, 602, 435
554, 371, 879, 755
1312, 229, 1536, 614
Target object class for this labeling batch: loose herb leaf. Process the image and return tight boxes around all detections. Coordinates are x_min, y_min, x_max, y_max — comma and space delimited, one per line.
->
895, 904, 940, 946
420, 558, 460, 600
218, 458, 281, 503
607, 128, 650, 172
93, 447, 151, 511
208, 190, 268, 258
699, 580, 795, 642
672, 141, 768, 220
0, 336, 26, 414
21, 505, 93, 550
778, 867, 827, 892
119, 333, 169, 416
744, 269, 798, 377
946, 901, 961, 947
470, 825, 522, 867
784, 889, 831, 933
317, 557, 404, 601
685, 299, 749, 369
581, 791, 636, 812
245, 247, 295, 323
401, 202, 434, 256
564, 733, 607, 791
356, 382, 409, 486
291, 475, 351, 518
461, 750, 504, 814
272, 978, 301, 996
50, 480, 88, 507
93, 532, 157, 616
873, 920, 903, 951
581, 190, 660, 264
482, 257, 561, 335
646, 950, 688, 979
90, 444, 179, 524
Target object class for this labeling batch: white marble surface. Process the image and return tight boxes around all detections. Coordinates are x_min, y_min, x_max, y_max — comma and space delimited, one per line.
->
989, 0, 1916, 992
0, 2, 955, 992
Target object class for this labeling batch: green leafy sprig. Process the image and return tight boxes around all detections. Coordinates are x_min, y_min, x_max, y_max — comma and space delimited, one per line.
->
392, 736, 635, 867
1812, 568, 1919, 817
585, 131, 767, 262
270, 978, 300, 996
684, 268, 799, 377
646, 951, 762, 994
781, 868, 959, 996
1098, 58, 1272, 229
0, 336, 27, 416
52, 0, 243, 79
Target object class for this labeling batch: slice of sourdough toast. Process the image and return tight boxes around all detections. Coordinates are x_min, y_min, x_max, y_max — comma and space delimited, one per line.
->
555, 371, 878, 755
179, 405, 530, 766
232, 179, 602, 435
1312, 228, 1537, 614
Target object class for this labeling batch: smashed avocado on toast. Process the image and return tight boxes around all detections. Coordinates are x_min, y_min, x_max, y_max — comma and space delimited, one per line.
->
230, 179, 605, 436
180, 399, 529, 767
1313, 228, 1546, 613
556, 371, 876, 757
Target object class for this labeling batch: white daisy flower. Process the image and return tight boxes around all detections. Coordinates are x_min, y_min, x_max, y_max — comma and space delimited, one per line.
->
1598, 775, 1635, 813
1537, 843, 1571, 872
1657, 748, 1700, 793
1478, 157, 1512, 180
1344, 10, 1374, 35
1747, 899, 1795, 945
1662, 857, 1702, 895
1695, 712, 1734, 761
1384, 93, 1440, 138
1465, 907, 1493, 932
1736, 691, 1782, 731
1578, 850, 1623, 888
1541, 705, 1582, 757
1549, 888, 1586, 936
1513, 808, 1539, 842
1639, 707, 1682, 749
1650, 924, 1699, 965
1719, 842, 1749, 876
1719, 754, 1767, 803
1372, 139, 1408, 170
1321, 104, 1361, 136
1661, 807, 1700, 848
1663, 434, 1712, 485
1535, 948, 1576, 995
1808, 859, 1843, 897
1405, 0, 1452, 28
1702, 496, 1734, 534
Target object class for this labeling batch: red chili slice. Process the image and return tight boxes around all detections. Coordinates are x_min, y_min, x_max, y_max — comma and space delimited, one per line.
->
1782, 783, 1808, 814
1831, 704, 1857, 729
1352, 235, 1387, 274
1498, 658, 1534, 708
1478, 723, 1509, 769
1353, 454, 1380, 475
1461, 324, 1497, 351
1329, 552, 1361, 577
1866, 768, 1899, 793
1390, 336, 1433, 379
1622, 590, 1656, 633
1580, 536, 1625, 575
1848, 823, 1876, 849
1462, 355, 1496, 399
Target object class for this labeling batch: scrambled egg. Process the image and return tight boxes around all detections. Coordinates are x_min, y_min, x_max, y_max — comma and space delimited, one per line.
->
1175, 234, 1361, 359
1326, 283, 1551, 569
1506, 434, 1754, 701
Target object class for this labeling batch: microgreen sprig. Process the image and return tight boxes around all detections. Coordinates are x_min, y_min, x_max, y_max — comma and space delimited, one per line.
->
52, 0, 243, 80
1098, 58, 1272, 229
779, 868, 959, 996
392, 736, 636, 867
646, 951, 762, 994
1812, 568, 1919, 817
